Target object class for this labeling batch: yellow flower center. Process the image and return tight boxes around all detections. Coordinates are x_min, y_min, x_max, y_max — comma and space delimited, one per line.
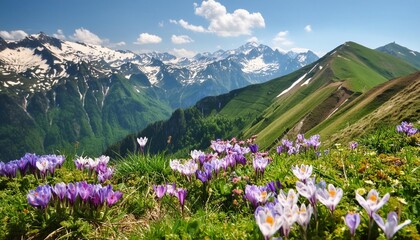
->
266, 216, 274, 226
300, 166, 306, 172
261, 191, 267, 201
329, 189, 336, 198
369, 194, 377, 202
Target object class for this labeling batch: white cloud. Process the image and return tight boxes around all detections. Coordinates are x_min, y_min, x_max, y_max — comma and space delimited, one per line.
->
195, 0, 265, 37
171, 19, 209, 33
53, 29, 66, 40
116, 41, 126, 46
247, 36, 259, 43
0, 30, 28, 41
170, 48, 196, 58
134, 33, 162, 45
171, 35, 194, 44
304, 25, 312, 32
158, 21, 164, 27
172, 0, 265, 37
71, 28, 104, 45
273, 31, 294, 50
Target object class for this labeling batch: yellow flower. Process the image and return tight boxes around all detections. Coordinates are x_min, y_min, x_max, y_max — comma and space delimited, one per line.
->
356, 188, 366, 195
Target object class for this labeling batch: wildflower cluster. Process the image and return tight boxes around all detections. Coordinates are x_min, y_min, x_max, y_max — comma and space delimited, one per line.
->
153, 183, 187, 213
157, 137, 263, 214
0, 153, 64, 179
170, 139, 255, 183
74, 155, 114, 183
28, 181, 123, 211
252, 163, 343, 239
276, 134, 321, 155
396, 121, 418, 136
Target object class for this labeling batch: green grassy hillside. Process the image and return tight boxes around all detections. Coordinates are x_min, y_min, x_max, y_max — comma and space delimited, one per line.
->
106, 42, 418, 156
311, 71, 420, 144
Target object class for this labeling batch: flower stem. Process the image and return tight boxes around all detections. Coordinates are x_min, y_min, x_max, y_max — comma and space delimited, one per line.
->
368, 216, 373, 240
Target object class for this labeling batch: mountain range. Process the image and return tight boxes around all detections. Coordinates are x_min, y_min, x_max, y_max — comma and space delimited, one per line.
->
106, 41, 419, 157
0, 32, 318, 160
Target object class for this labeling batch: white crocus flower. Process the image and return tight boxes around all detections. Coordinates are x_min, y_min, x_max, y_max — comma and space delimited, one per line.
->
282, 203, 299, 238
296, 178, 317, 205
373, 211, 411, 240
137, 137, 148, 147
255, 205, 283, 239
277, 189, 299, 207
190, 150, 204, 160
297, 203, 313, 230
292, 164, 313, 182
36, 157, 50, 173
356, 189, 390, 217
316, 184, 343, 213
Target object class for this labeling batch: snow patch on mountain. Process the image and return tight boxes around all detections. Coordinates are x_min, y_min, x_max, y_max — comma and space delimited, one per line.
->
241, 55, 279, 73
0, 47, 49, 73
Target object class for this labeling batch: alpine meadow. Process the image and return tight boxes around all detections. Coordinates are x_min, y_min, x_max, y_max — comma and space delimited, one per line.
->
0, 0, 419, 239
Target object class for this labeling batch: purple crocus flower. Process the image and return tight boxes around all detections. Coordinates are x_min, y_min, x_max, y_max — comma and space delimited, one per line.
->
266, 181, 276, 193
396, 121, 418, 136
0, 162, 4, 176
153, 184, 167, 199
196, 170, 210, 183
176, 188, 187, 212
27, 185, 52, 209
211, 159, 223, 176
245, 185, 271, 208
245, 185, 260, 208
17, 158, 29, 176
20, 153, 39, 173
77, 181, 93, 202
198, 154, 206, 166
3, 162, 18, 178
235, 153, 247, 165
106, 190, 123, 207
345, 213, 361, 236
311, 134, 321, 149
249, 144, 259, 153
66, 183, 78, 205
253, 155, 269, 176
349, 141, 358, 150
287, 146, 297, 155
96, 161, 108, 175
52, 182, 67, 201
276, 145, 283, 154
92, 184, 112, 207
98, 167, 114, 183
266, 180, 282, 194
166, 183, 177, 196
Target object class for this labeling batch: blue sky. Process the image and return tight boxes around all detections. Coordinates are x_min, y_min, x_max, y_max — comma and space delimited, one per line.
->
1, 0, 419, 57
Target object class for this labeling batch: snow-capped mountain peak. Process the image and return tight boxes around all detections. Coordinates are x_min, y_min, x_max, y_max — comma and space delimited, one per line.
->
0, 32, 318, 100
